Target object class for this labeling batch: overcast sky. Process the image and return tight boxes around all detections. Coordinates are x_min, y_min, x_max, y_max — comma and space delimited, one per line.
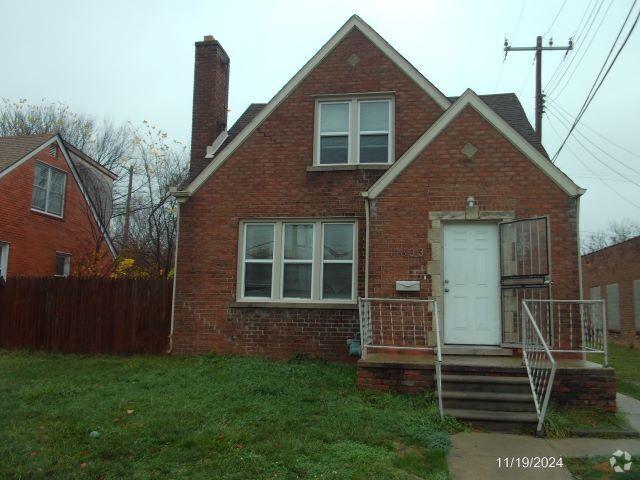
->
1, 0, 638, 236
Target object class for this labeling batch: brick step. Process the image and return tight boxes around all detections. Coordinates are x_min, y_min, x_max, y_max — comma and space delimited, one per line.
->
441, 390, 536, 412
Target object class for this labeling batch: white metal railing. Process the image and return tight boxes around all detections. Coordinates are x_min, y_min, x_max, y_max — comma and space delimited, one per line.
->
522, 300, 557, 436
358, 297, 443, 419
522, 299, 608, 366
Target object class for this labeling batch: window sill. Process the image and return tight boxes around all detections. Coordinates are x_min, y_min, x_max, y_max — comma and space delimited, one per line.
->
307, 164, 390, 172
31, 208, 64, 220
229, 301, 358, 310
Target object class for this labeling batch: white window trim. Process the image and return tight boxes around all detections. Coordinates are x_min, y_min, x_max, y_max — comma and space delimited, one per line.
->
54, 252, 72, 278
237, 219, 358, 304
280, 223, 315, 300
314, 95, 394, 166
0, 241, 9, 279
241, 223, 276, 300
32, 161, 67, 219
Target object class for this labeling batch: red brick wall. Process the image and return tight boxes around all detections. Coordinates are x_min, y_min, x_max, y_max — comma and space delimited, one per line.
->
368, 106, 580, 303
582, 237, 640, 344
172, 29, 580, 360
0, 141, 112, 277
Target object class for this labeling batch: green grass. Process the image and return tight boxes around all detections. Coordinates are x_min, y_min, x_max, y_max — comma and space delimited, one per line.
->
545, 405, 632, 438
606, 344, 640, 401
0, 350, 462, 479
566, 456, 640, 479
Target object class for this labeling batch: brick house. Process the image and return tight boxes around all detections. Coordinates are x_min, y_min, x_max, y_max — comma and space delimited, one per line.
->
171, 16, 615, 426
0, 134, 116, 278
583, 235, 640, 345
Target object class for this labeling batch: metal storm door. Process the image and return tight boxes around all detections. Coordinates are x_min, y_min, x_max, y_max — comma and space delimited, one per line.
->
499, 217, 551, 344
443, 223, 501, 345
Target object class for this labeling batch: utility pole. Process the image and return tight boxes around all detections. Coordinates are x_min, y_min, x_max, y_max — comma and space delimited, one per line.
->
504, 36, 573, 141
122, 165, 134, 249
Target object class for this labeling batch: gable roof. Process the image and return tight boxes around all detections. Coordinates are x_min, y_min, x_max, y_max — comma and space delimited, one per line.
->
180, 15, 451, 195
453, 93, 548, 158
0, 133, 55, 173
365, 89, 583, 199
0, 133, 118, 258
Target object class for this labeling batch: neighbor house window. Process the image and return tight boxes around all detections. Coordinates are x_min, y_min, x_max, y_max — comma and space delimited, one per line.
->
0, 242, 9, 279
240, 221, 356, 302
55, 253, 71, 277
32, 162, 67, 217
606, 283, 620, 331
316, 97, 393, 165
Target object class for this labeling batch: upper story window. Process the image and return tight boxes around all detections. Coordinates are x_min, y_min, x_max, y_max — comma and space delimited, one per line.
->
316, 97, 393, 166
32, 162, 67, 217
0, 242, 9, 280
239, 220, 356, 303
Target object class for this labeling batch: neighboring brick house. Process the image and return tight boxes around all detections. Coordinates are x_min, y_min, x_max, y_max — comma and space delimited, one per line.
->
582, 235, 640, 344
0, 133, 116, 278
170, 16, 587, 361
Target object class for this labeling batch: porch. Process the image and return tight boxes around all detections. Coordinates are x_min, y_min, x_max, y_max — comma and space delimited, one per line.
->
356, 297, 615, 433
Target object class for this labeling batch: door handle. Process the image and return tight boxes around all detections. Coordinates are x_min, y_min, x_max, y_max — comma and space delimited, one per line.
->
444, 288, 450, 293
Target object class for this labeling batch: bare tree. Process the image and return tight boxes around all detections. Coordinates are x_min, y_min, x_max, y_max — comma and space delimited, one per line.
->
582, 219, 640, 253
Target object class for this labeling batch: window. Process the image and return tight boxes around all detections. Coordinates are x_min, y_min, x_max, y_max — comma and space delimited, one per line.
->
32, 162, 67, 217
55, 253, 71, 277
0, 242, 9, 279
316, 97, 393, 165
589, 286, 601, 300
606, 283, 620, 331
240, 221, 356, 302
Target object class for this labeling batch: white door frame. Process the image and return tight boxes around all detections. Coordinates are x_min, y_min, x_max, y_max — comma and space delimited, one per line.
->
442, 221, 502, 345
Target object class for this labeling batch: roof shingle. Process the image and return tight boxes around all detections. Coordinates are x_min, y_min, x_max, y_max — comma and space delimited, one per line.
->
0, 133, 55, 172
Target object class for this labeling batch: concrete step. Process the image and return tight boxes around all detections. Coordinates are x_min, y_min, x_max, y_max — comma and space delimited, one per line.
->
442, 346, 513, 356
439, 374, 532, 394
441, 390, 536, 412
444, 408, 538, 432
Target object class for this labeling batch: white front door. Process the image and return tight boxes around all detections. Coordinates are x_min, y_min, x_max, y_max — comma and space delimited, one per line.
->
443, 223, 501, 345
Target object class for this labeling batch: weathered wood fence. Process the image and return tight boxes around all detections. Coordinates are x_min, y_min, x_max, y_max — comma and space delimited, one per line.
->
0, 277, 172, 354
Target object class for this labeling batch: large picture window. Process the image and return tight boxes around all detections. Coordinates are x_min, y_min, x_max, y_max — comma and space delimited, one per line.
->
315, 97, 393, 165
32, 162, 67, 217
240, 221, 356, 302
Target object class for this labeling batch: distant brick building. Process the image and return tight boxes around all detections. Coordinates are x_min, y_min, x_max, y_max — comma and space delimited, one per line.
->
0, 134, 116, 278
583, 235, 640, 344
169, 16, 586, 361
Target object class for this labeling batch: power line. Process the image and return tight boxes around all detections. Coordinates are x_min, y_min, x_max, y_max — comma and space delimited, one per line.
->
547, 103, 640, 176
546, 0, 608, 95
548, 97, 640, 160
549, 0, 615, 100
545, 0, 568, 35
546, 114, 640, 208
552, 2, 640, 162
547, 107, 640, 185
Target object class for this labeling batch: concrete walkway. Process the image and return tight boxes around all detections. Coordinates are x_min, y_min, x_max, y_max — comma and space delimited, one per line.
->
618, 392, 640, 433
447, 433, 640, 479
447, 392, 640, 479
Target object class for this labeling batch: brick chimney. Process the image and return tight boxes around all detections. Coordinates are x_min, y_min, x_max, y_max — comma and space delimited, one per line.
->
190, 35, 230, 178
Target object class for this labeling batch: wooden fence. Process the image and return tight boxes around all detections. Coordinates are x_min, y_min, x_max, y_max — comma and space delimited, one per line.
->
0, 277, 172, 354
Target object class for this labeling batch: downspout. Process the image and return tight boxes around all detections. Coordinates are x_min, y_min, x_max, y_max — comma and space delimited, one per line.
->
168, 201, 181, 354
575, 190, 586, 300
362, 192, 370, 298
167, 188, 190, 353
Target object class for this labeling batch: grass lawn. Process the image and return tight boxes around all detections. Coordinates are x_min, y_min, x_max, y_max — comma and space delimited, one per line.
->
606, 344, 640, 401
545, 405, 633, 438
565, 456, 640, 479
0, 350, 461, 479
